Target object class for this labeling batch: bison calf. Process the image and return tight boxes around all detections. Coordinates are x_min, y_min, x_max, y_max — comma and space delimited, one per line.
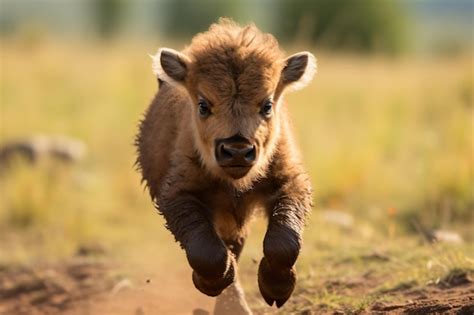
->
136, 19, 315, 313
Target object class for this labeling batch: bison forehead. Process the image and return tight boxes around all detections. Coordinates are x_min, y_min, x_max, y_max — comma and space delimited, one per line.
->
191, 51, 281, 104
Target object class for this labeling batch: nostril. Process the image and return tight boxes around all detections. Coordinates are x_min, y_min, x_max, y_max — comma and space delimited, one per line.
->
220, 144, 233, 159
245, 146, 256, 162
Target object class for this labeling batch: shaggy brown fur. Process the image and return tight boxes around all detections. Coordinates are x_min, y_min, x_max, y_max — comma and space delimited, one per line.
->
136, 18, 316, 313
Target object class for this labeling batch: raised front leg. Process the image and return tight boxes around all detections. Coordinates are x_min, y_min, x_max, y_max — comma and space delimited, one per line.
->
259, 179, 312, 308
158, 193, 235, 297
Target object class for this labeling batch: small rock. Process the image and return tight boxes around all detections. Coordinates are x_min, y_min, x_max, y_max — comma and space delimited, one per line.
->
430, 230, 463, 244
0, 135, 86, 169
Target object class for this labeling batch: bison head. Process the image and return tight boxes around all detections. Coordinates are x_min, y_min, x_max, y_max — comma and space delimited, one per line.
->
152, 20, 316, 189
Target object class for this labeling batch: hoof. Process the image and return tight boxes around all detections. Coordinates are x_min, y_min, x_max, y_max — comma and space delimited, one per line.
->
193, 262, 235, 297
258, 256, 296, 308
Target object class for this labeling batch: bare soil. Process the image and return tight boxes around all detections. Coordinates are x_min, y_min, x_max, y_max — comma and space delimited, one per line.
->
371, 284, 474, 315
0, 260, 112, 315
0, 260, 472, 315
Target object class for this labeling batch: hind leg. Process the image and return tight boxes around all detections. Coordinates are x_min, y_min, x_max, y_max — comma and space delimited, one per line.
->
213, 237, 252, 315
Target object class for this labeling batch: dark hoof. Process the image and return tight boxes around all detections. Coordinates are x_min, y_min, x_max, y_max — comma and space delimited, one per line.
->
193, 262, 235, 297
258, 256, 296, 308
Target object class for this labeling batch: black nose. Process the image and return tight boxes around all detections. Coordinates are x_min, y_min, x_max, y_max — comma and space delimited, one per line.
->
215, 136, 256, 167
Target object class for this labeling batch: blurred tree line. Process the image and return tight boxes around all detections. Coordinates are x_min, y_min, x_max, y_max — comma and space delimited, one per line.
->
92, 0, 127, 39
275, 0, 408, 54
90, 0, 408, 53
3, 0, 472, 54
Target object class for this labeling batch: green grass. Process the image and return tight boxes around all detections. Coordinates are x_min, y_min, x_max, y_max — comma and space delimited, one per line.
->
0, 37, 473, 312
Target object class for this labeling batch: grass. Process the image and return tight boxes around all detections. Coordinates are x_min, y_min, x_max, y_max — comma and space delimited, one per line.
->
0, 36, 473, 312
244, 214, 473, 313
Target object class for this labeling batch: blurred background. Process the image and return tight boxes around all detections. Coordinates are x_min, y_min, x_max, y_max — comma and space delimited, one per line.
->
0, 0, 473, 314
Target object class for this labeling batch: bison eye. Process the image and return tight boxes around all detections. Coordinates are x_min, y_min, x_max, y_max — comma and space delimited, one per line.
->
198, 99, 211, 117
260, 100, 273, 117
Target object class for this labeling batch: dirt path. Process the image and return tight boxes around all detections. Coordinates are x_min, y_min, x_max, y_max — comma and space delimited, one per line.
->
371, 284, 474, 315
0, 259, 213, 315
369, 270, 474, 315
0, 260, 111, 315
1, 260, 473, 315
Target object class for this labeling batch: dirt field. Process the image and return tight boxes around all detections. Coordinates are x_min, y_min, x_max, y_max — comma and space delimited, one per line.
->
1, 257, 472, 315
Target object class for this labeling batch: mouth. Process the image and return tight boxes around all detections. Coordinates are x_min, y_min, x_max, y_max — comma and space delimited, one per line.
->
221, 165, 253, 179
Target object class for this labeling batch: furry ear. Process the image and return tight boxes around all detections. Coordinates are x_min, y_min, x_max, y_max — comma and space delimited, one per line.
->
280, 52, 317, 92
151, 48, 191, 84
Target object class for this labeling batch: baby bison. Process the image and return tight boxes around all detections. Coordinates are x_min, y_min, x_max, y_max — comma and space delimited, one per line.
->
136, 19, 315, 313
